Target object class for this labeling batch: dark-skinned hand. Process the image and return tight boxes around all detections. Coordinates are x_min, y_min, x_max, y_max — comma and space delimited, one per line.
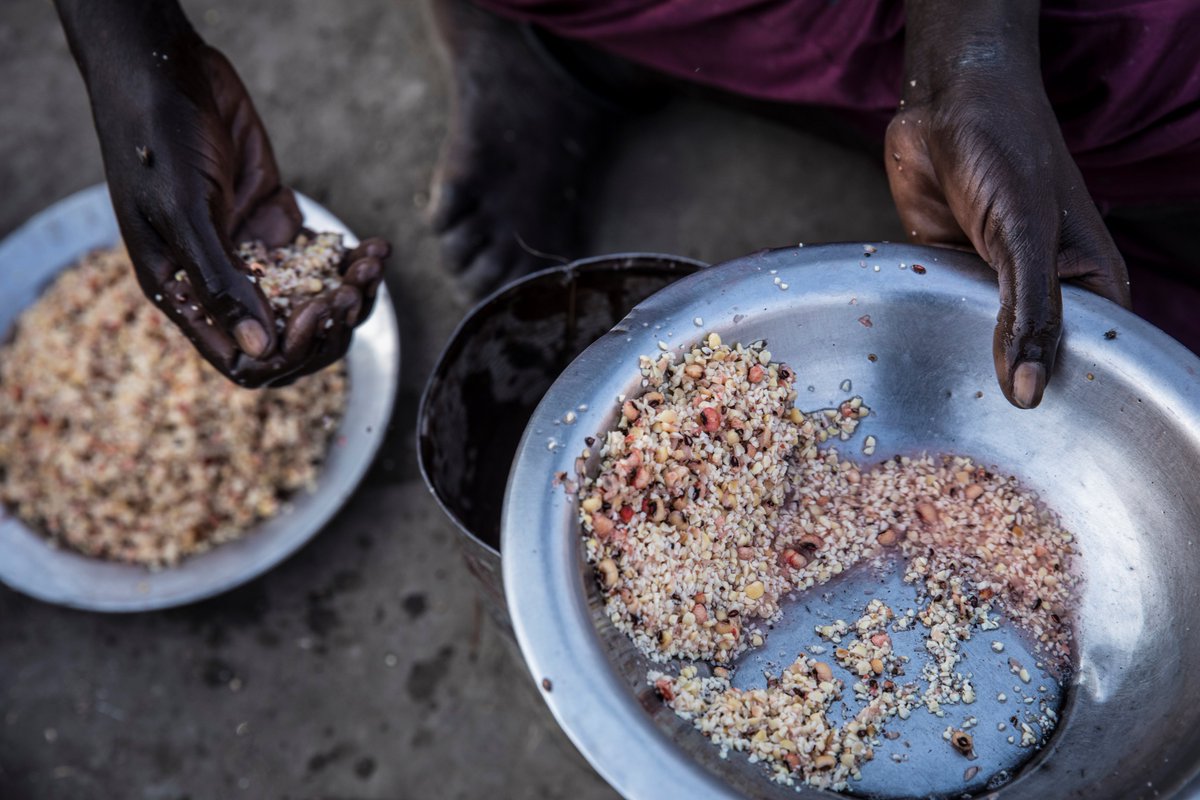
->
55, 0, 388, 387
889, 0, 1131, 409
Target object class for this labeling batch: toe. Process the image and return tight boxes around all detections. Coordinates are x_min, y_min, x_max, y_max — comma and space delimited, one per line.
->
456, 235, 546, 299
427, 176, 481, 234
438, 214, 493, 274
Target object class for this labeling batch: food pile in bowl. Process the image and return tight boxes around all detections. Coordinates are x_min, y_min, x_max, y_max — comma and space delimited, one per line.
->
577, 335, 1077, 792
0, 239, 350, 568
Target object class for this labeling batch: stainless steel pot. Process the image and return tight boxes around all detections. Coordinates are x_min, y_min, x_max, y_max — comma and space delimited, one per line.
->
417, 254, 705, 628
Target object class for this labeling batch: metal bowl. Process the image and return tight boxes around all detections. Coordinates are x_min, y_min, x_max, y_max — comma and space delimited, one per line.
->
0, 185, 399, 612
502, 243, 1200, 799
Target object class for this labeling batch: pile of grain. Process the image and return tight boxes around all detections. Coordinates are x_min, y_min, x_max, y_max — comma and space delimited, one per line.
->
578, 337, 1078, 791
237, 231, 346, 319
651, 599, 918, 790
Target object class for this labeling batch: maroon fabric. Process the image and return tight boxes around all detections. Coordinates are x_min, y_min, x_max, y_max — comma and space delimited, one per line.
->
1109, 213, 1200, 353
1126, 263, 1200, 354
478, 0, 1200, 213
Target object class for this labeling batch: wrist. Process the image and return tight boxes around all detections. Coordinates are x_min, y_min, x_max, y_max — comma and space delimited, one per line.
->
903, 0, 1041, 102
54, 0, 203, 90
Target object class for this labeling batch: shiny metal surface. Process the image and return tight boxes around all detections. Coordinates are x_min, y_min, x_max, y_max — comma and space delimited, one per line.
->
0, 184, 399, 612
502, 243, 1200, 799
418, 254, 705, 630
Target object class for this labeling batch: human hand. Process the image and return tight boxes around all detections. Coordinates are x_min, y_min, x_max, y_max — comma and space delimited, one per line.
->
57, 1, 387, 386
887, 1, 1130, 409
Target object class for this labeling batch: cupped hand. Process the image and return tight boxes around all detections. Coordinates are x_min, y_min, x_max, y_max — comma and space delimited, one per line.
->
86, 41, 387, 387
885, 69, 1130, 408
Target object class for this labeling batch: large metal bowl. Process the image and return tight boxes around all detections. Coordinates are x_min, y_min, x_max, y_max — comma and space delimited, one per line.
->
502, 243, 1200, 799
0, 185, 399, 612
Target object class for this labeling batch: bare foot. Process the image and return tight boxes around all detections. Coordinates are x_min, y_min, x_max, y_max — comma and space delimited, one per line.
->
427, 0, 637, 297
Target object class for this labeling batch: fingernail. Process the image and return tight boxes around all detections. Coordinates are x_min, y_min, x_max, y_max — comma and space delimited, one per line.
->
1012, 362, 1046, 409
348, 257, 381, 284
233, 319, 269, 358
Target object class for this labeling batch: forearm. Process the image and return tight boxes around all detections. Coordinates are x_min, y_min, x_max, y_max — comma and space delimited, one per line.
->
903, 0, 1041, 98
54, 0, 218, 182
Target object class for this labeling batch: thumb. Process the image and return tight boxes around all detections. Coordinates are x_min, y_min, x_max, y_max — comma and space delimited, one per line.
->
176, 215, 277, 359
984, 205, 1064, 410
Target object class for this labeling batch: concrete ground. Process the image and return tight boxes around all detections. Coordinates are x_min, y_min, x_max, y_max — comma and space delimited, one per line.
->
0, 2, 902, 798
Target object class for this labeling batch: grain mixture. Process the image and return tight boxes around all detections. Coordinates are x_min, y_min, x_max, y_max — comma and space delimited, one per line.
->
0, 246, 347, 567
580, 335, 815, 664
578, 336, 1078, 792
237, 231, 346, 319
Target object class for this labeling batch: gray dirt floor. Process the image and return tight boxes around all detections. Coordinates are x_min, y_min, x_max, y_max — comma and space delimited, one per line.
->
0, 1, 903, 798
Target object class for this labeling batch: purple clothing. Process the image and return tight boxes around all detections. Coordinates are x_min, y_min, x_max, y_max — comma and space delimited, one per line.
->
478, 0, 1200, 213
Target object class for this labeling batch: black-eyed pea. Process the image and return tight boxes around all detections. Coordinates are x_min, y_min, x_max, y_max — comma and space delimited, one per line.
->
597, 558, 618, 588
814, 754, 837, 770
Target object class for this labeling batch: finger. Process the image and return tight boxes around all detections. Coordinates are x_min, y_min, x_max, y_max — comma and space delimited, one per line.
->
342, 237, 391, 267
984, 205, 1064, 410
176, 216, 277, 359
341, 237, 389, 325
159, 270, 239, 369
283, 286, 360, 360
228, 340, 315, 388
233, 290, 358, 388
330, 284, 363, 328
343, 257, 382, 291
306, 326, 355, 377
282, 295, 332, 359
300, 293, 359, 376
1059, 198, 1132, 309
342, 257, 382, 325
